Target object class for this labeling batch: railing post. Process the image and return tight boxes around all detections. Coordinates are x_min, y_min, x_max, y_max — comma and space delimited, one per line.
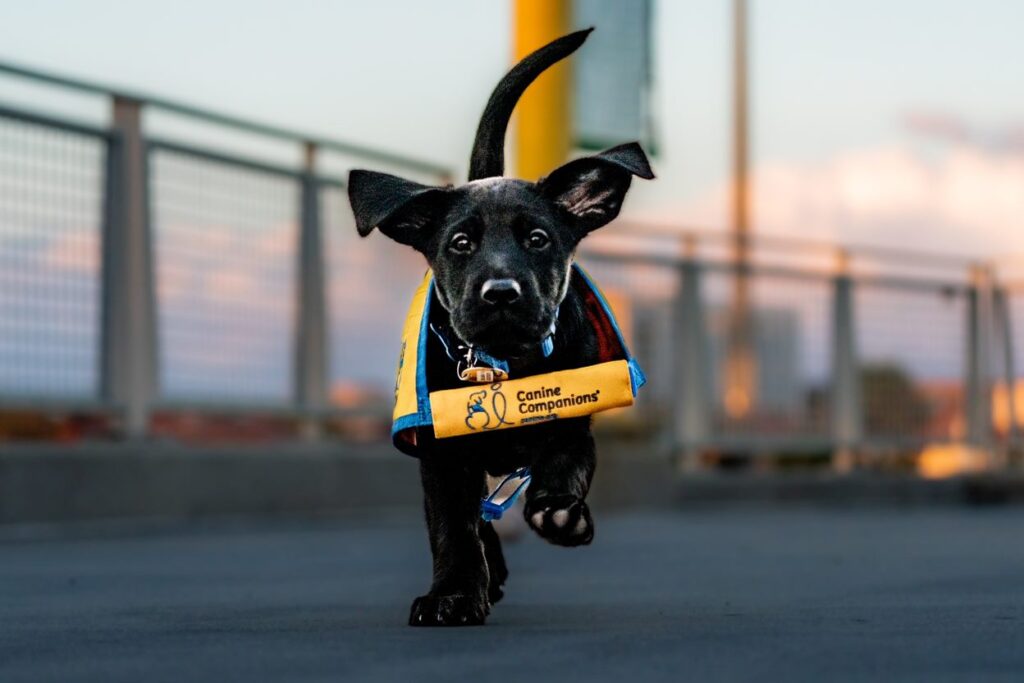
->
673, 253, 710, 468
295, 142, 329, 438
830, 255, 862, 467
101, 96, 156, 438
993, 285, 1019, 451
965, 266, 994, 449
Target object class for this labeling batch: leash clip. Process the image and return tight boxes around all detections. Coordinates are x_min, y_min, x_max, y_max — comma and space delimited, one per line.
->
481, 467, 531, 521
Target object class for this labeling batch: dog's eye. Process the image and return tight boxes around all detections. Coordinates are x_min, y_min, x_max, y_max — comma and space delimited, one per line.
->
449, 233, 474, 254
526, 229, 550, 250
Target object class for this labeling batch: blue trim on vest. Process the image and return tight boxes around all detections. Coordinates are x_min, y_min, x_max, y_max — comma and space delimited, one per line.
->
627, 358, 646, 395
416, 283, 434, 425
392, 412, 423, 437
390, 281, 439, 441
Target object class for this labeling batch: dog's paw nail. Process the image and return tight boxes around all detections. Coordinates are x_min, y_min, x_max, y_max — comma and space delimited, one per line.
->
552, 509, 570, 527
409, 594, 487, 627
531, 511, 546, 528
574, 516, 587, 534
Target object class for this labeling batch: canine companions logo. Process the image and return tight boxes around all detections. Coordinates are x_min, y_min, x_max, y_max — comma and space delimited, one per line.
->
463, 384, 511, 431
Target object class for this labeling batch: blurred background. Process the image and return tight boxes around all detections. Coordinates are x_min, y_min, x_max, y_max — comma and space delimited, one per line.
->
1, 0, 1024, 523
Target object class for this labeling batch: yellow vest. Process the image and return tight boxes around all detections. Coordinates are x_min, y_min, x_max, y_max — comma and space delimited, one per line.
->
392, 264, 645, 455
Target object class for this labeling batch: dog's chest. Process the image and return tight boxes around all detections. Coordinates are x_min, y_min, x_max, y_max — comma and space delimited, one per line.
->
449, 416, 592, 475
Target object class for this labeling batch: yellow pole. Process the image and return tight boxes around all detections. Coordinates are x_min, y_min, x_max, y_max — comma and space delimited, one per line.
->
513, 0, 571, 181
724, 0, 756, 420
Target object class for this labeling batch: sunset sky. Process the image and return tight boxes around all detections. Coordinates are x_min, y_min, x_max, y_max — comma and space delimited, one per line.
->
1, 0, 1021, 255
0, 1, 1022, 398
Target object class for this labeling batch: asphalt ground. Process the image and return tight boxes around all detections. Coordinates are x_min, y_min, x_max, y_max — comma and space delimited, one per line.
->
2, 507, 1023, 682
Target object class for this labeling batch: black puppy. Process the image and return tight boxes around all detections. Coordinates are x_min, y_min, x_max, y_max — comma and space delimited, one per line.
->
348, 29, 653, 626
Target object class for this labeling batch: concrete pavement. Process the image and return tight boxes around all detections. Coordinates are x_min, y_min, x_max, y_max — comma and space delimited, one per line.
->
2, 508, 1023, 682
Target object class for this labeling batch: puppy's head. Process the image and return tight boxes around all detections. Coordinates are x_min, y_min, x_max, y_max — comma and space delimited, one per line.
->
348, 29, 653, 359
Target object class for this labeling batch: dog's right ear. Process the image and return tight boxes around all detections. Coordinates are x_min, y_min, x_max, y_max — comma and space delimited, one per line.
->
348, 170, 451, 249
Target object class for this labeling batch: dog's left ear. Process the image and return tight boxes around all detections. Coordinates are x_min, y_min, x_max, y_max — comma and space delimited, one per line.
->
538, 142, 654, 238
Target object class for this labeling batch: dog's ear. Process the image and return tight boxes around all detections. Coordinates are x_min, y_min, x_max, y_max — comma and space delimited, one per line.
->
348, 170, 451, 249
538, 142, 654, 238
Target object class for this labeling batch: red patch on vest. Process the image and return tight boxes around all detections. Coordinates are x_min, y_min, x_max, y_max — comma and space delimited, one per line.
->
579, 285, 623, 363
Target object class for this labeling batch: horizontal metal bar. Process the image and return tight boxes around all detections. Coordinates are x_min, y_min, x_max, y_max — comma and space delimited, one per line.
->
150, 399, 383, 420
583, 249, 852, 285
678, 434, 965, 455
150, 139, 348, 187
578, 248, 684, 269
316, 176, 346, 190
579, 249, 970, 292
615, 221, 989, 270
147, 138, 306, 178
0, 59, 452, 178
0, 396, 120, 413
700, 259, 835, 283
0, 102, 114, 139
0, 60, 118, 98
859, 435, 958, 451
852, 274, 969, 295
688, 435, 836, 454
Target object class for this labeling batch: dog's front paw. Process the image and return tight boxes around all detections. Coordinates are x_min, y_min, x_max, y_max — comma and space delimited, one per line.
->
409, 593, 488, 627
524, 493, 594, 546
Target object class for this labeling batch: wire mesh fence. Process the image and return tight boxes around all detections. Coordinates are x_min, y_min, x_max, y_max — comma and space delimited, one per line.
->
699, 268, 832, 440
0, 112, 105, 399
149, 145, 299, 405
321, 183, 427, 410
855, 282, 967, 443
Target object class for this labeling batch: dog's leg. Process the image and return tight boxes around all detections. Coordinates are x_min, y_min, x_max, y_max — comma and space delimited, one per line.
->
524, 423, 596, 546
479, 520, 508, 604
409, 457, 490, 626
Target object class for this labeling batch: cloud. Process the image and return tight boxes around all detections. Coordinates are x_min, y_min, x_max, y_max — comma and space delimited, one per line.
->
902, 110, 971, 145
633, 140, 1024, 258
904, 109, 1024, 154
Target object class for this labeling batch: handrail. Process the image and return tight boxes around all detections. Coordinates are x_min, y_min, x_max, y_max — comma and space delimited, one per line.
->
0, 102, 115, 139
578, 247, 971, 293
0, 59, 454, 178
610, 220, 992, 270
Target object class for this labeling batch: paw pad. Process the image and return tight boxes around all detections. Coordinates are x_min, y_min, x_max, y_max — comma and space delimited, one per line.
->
524, 494, 594, 546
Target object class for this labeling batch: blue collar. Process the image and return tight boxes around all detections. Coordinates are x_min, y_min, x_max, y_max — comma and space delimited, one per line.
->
429, 316, 556, 375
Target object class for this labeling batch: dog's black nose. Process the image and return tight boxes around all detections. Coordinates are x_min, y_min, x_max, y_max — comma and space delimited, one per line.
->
481, 278, 521, 306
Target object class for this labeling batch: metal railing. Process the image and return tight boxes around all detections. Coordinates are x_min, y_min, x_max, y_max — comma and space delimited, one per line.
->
0, 60, 451, 438
0, 59, 1020, 462
580, 225, 1017, 460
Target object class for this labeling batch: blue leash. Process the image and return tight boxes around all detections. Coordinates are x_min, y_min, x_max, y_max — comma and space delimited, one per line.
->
480, 467, 532, 522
